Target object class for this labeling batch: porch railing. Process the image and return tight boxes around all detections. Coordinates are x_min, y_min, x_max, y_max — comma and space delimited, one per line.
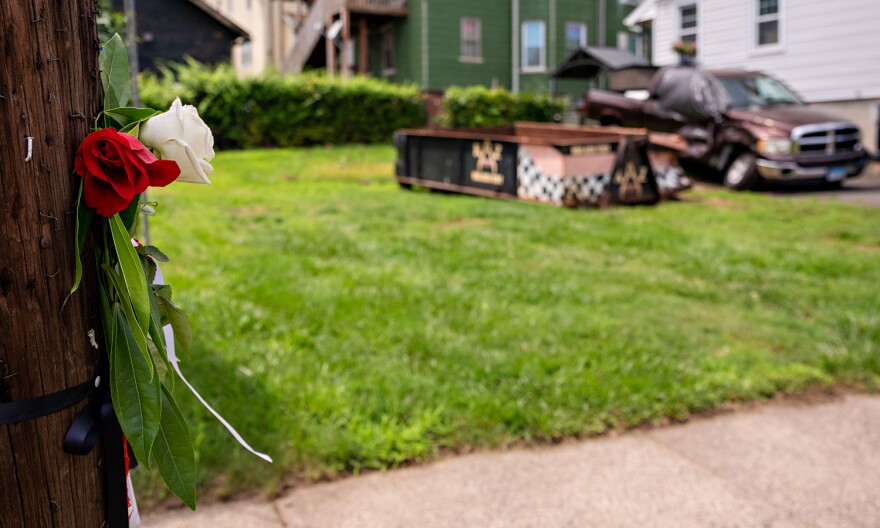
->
282, 0, 332, 74
346, 0, 408, 14
282, 0, 408, 74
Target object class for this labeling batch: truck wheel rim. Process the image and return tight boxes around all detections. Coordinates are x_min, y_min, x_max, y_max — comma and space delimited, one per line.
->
727, 156, 751, 185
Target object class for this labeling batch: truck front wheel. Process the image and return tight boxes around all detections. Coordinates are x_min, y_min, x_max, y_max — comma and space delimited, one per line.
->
724, 153, 759, 190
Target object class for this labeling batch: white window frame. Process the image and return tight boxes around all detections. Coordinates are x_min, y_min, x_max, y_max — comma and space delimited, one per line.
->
459, 17, 483, 63
751, 0, 784, 53
240, 40, 252, 69
564, 22, 588, 53
618, 31, 644, 59
676, 2, 698, 50
521, 20, 546, 73
381, 24, 396, 76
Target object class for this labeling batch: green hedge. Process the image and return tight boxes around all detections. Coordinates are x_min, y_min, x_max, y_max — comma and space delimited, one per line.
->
437, 86, 567, 129
140, 60, 426, 149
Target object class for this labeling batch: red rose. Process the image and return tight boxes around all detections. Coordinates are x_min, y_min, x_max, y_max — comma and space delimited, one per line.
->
74, 128, 180, 217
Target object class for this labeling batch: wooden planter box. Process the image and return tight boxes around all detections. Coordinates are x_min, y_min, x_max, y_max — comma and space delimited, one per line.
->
394, 122, 690, 208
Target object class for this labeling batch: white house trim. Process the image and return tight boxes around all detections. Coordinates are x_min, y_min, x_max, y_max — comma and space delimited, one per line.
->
749, 0, 786, 57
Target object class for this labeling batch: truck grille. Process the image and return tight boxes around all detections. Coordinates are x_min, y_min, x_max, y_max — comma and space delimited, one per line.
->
792, 123, 861, 156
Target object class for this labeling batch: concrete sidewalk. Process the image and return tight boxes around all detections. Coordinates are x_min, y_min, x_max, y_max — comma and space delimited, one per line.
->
145, 394, 880, 527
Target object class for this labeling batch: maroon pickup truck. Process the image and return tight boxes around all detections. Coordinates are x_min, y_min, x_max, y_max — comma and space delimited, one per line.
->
584, 68, 869, 190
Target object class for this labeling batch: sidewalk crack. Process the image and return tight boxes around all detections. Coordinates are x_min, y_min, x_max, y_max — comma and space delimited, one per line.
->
644, 433, 819, 528
272, 500, 290, 528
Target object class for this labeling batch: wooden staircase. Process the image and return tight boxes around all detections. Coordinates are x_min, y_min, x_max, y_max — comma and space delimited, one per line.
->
282, 0, 407, 74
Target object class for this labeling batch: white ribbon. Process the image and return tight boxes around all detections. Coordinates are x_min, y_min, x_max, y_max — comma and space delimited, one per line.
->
127, 473, 141, 527
155, 266, 273, 463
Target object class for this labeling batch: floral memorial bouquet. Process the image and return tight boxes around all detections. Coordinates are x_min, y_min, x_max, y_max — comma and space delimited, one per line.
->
70, 34, 269, 515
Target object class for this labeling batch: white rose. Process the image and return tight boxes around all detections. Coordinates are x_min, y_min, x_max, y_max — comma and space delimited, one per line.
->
140, 98, 215, 184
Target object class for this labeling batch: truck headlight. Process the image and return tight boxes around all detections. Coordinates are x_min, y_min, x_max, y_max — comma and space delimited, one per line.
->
757, 138, 793, 155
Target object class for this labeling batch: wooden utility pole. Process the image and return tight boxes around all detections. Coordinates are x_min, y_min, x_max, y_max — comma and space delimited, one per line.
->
0, 1, 106, 526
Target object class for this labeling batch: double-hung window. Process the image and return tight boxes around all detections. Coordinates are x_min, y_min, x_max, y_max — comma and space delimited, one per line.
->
522, 21, 546, 72
679, 4, 698, 46
755, 0, 780, 46
565, 22, 587, 53
460, 17, 482, 62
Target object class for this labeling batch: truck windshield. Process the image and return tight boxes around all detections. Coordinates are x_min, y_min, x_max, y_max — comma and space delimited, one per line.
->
716, 75, 803, 108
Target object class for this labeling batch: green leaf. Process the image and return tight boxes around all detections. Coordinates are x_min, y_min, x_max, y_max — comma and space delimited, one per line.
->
154, 284, 173, 299
109, 303, 161, 466
146, 282, 174, 380
137, 245, 170, 263
102, 263, 151, 377
99, 34, 132, 113
143, 256, 158, 286
119, 121, 141, 137
156, 294, 193, 360
119, 193, 142, 233
75, 184, 94, 253
70, 181, 94, 293
104, 107, 160, 130
152, 385, 197, 510
109, 214, 151, 338
98, 280, 114, 366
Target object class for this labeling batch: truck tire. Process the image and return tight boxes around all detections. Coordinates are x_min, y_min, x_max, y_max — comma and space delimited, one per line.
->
724, 152, 759, 190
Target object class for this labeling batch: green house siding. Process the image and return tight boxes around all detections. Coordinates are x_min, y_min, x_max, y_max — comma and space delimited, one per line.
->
424, 0, 512, 91
369, 1, 422, 86
520, 0, 635, 96
518, 0, 551, 93
365, 0, 635, 95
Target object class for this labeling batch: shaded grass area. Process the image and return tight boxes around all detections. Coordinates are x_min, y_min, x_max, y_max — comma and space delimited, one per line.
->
138, 146, 880, 500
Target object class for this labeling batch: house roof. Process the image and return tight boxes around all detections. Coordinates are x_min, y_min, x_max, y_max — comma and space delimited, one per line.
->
551, 46, 653, 80
186, 0, 250, 40
624, 0, 657, 29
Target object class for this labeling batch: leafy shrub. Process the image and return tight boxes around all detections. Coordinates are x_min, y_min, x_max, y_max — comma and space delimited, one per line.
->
437, 85, 567, 129
139, 59, 427, 149
97, 0, 126, 43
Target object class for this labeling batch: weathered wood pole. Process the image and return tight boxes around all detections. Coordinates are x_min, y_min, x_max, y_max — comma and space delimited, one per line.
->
0, 1, 106, 526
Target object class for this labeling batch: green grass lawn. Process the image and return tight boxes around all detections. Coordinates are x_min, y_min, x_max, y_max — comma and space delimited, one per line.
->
138, 145, 880, 501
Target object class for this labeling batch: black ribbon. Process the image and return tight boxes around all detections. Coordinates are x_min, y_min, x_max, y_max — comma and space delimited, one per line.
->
0, 378, 96, 426
0, 377, 133, 527
63, 384, 132, 528
62, 381, 110, 455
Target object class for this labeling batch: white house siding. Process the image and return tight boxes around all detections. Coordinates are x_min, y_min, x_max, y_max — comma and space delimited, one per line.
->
225, 0, 291, 75
649, 0, 880, 150
650, 0, 679, 67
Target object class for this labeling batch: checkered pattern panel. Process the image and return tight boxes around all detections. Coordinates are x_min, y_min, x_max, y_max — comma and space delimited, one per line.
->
517, 148, 610, 207
564, 172, 611, 204
517, 148, 564, 204
654, 164, 691, 194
